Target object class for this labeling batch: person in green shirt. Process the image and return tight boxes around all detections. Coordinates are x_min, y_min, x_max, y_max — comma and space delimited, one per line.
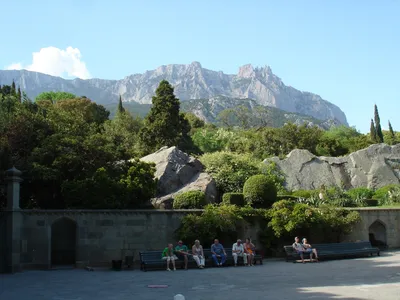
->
175, 240, 190, 270
162, 243, 177, 271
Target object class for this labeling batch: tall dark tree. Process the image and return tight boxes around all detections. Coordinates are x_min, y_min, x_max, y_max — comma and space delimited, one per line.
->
17, 87, 22, 102
388, 121, 395, 139
11, 81, 16, 96
374, 104, 384, 143
117, 95, 125, 114
370, 119, 377, 142
139, 80, 187, 153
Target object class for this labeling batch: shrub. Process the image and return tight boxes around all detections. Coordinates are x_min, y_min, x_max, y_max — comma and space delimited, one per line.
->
373, 184, 400, 200
173, 190, 207, 209
291, 190, 316, 199
243, 174, 277, 208
175, 204, 243, 245
364, 199, 379, 207
200, 152, 261, 194
222, 193, 245, 206
346, 187, 374, 200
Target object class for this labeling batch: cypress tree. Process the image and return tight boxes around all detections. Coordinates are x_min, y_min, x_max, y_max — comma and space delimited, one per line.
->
388, 121, 395, 138
17, 87, 22, 102
374, 105, 384, 143
11, 81, 16, 96
370, 119, 377, 142
117, 95, 125, 114
139, 80, 184, 152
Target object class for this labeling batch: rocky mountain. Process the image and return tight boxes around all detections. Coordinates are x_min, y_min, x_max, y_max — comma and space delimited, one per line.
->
0, 62, 348, 125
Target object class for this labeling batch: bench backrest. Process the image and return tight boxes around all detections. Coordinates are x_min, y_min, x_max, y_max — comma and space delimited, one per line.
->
139, 251, 163, 261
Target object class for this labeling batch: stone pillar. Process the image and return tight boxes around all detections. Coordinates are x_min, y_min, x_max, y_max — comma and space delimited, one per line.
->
5, 167, 23, 273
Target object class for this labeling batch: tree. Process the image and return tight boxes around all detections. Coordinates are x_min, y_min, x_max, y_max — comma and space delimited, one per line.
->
11, 81, 16, 95
374, 105, 384, 143
370, 119, 377, 142
389, 121, 395, 140
35, 91, 77, 104
117, 95, 125, 114
17, 87, 22, 102
138, 80, 188, 153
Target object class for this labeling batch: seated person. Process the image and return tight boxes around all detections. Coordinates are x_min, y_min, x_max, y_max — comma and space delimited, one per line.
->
244, 238, 256, 266
162, 243, 177, 271
192, 239, 205, 268
232, 239, 248, 266
175, 240, 190, 270
292, 236, 308, 263
302, 238, 319, 262
211, 239, 227, 266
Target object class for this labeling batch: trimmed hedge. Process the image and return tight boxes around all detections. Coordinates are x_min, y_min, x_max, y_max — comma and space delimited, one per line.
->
277, 195, 299, 201
222, 193, 245, 206
291, 190, 314, 199
173, 190, 207, 209
243, 174, 277, 208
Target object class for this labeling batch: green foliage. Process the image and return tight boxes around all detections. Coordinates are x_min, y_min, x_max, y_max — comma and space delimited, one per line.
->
35, 91, 77, 103
173, 190, 207, 209
346, 187, 374, 201
222, 193, 245, 206
243, 174, 277, 208
374, 104, 384, 143
291, 190, 315, 199
61, 160, 157, 209
192, 128, 233, 153
373, 184, 400, 200
139, 80, 191, 154
200, 151, 262, 194
268, 200, 361, 241
175, 204, 243, 245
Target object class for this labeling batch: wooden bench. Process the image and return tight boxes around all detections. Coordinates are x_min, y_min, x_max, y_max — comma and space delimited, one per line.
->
140, 248, 263, 271
283, 241, 380, 262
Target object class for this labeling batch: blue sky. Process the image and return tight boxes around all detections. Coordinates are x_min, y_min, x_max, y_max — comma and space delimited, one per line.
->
1, 0, 399, 133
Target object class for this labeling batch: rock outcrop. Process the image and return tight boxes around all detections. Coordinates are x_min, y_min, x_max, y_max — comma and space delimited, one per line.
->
264, 144, 400, 191
140, 146, 217, 208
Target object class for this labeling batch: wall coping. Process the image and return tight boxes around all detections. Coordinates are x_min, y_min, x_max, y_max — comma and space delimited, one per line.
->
18, 209, 204, 214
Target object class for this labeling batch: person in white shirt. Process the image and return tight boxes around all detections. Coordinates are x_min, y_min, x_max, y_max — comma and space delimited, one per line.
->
232, 239, 247, 266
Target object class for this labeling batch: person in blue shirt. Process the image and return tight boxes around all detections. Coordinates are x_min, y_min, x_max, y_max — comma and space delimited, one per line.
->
211, 239, 227, 266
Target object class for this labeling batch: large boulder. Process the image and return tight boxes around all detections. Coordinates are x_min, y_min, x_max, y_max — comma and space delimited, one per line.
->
264, 143, 400, 191
140, 146, 217, 208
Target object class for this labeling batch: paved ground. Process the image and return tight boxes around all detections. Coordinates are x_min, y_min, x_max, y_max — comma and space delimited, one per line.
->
1, 251, 400, 300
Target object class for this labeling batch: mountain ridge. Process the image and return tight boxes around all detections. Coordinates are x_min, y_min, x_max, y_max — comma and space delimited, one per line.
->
0, 62, 348, 125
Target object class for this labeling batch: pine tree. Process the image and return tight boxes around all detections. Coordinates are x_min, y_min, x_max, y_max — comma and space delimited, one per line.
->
139, 80, 185, 152
374, 104, 384, 143
370, 119, 377, 142
17, 87, 22, 102
117, 95, 125, 114
11, 81, 16, 96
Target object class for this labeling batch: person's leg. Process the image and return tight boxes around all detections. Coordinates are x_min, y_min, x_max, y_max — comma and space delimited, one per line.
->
233, 253, 238, 265
193, 255, 201, 267
299, 251, 304, 263
171, 256, 176, 270
220, 253, 226, 265
184, 255, 188, 269
243, 253, 248, 265
250, 254, 254, 265
212, 254, 219, 266
200, 256, 205, 267
165, 257, 171, 270
313, 249, 318, 260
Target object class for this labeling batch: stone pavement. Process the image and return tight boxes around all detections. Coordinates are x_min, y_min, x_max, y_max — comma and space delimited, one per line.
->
1, 251, 400, 300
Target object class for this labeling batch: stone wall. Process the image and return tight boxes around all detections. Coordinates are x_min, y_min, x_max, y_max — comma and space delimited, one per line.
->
0, 212, 7, 273
8, 207, 398, 271
345, 208, 400, 247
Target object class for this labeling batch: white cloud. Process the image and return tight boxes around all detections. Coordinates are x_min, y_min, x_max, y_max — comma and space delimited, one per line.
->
6, 46, 91, 79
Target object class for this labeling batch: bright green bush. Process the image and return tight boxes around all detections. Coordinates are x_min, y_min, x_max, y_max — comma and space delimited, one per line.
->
243, 174, 277, 208
373, 184, 400, 200
346, 187, 374, 200
222, 193, 245, 206
291, 190, 316, 199
173, 190, 207, 209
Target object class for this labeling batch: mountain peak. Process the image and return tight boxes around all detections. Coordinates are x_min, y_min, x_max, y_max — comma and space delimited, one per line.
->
190, 61, 202, 68
238, 64, 255, 78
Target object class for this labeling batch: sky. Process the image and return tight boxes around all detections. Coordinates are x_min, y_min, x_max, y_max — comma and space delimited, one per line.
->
0, 0, 399, 133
